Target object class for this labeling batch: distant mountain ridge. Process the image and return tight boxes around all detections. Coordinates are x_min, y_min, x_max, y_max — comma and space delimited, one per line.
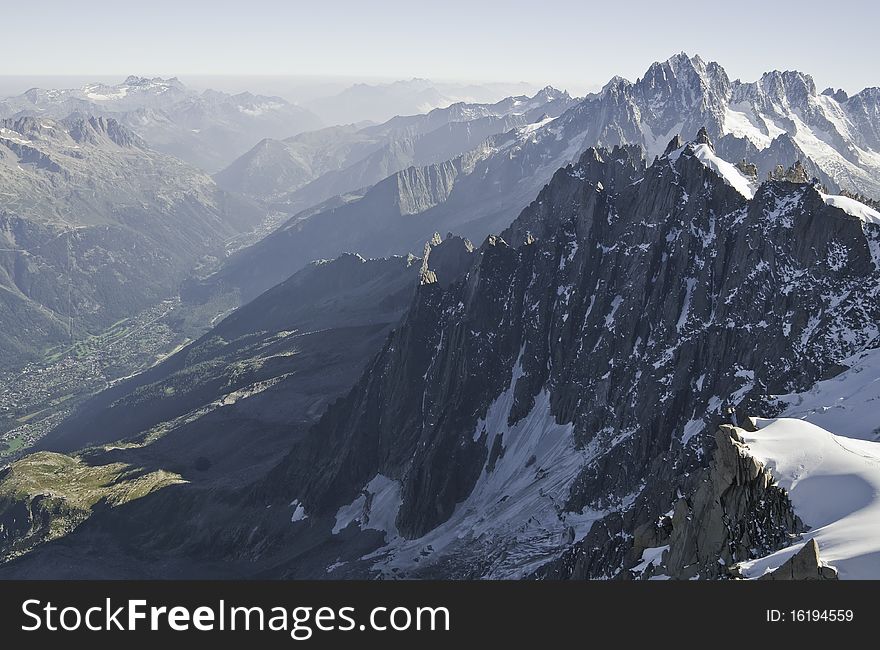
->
592, 53, 880, 196
304, 77, 541, 124
214, 86, 574, 208
0, 76, 323, 171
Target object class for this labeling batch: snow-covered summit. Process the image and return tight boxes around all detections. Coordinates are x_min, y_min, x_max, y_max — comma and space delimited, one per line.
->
522, 52, 880, 199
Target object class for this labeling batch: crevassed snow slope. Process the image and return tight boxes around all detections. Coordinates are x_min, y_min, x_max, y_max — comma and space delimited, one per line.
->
737, 418, 880, 579
769, 347, 880, 441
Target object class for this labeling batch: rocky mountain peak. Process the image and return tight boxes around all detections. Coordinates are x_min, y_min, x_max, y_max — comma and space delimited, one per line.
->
626, 54, 730, 148
695, 126, 713, 147
535, 86, 570, 101
420, 232, 475, 287
61, 114, 142, 148
122, 75, 183, 90
756, 69, 817, 106
663, 134, 685, 155
600, 75, 633, 97
573, 144, 645, 188
665, 51, 705, 76
822, 87, 849, 103
640, 52, 730, 97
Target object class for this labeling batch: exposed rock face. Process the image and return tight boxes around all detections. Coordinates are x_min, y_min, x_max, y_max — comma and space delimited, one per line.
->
0, 491, 67, 562
735, 159, 758, 179
263, 132, 879, 578
659, 426, 804, 579
545, 425, 806, 580
420, 233, 475, 287
769, 160, 810, 184
0, 451, 185, 564
758, 539, 838, 580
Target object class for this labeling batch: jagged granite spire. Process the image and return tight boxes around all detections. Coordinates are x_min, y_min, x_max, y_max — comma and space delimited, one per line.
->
695, 126, 713, 147
420, 232, 475, 287
664, 134, 685, 155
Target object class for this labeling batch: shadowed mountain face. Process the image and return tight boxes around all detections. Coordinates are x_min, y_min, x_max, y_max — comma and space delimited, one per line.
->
37, 250, 425, 454
0, 115, 262, 368
0, 76, 323, 172
192, 54, 880, 312
0, 247, 436, 576
2, 130, 877, 579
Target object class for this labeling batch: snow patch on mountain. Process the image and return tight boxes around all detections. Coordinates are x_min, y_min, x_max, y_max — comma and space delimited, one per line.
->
289, 499, 308, 522
822, 193, 880, 225
85, 87, 130, 102
518, 115, 557, 136
369, 361, 604, 578
332, 474, 402, 539
634, 544, 670, 575
722, 105, 776, 149
689, 143, 757, 199
737, 418, 880, 579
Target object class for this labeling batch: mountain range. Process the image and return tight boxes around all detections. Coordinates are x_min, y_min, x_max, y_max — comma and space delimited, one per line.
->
191, 54, 880, 309
1, 54, 879, 580
0, 114, 260, 366
0, 76, 323, 172
214, 86, 574, 207
3, 127, 878, 578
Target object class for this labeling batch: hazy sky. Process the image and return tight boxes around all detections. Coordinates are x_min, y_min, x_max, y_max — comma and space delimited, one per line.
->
2, 0, 876, 95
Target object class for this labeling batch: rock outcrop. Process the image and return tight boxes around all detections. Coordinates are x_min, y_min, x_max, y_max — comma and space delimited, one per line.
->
757, 539, 838, 580
657, 425, 805, 579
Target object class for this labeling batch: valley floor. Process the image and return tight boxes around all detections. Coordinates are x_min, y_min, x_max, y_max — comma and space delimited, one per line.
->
0, 211, 290, 466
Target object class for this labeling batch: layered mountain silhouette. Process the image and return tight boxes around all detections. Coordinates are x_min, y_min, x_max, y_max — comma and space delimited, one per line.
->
0, 76, 323, 171
194, 54, 880, 308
